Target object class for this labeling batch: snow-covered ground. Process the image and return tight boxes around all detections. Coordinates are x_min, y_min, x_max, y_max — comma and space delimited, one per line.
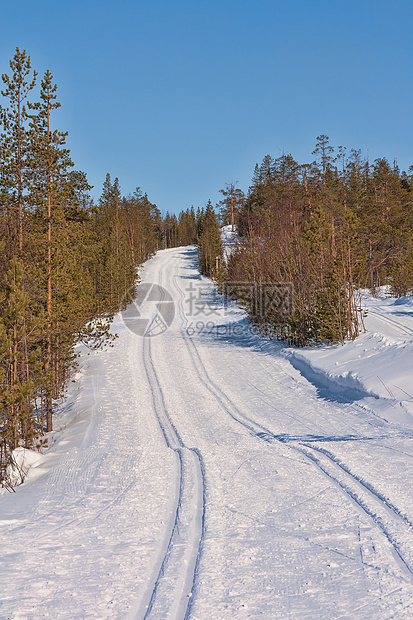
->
220, 223, 239, 262
1, 246, 413, 619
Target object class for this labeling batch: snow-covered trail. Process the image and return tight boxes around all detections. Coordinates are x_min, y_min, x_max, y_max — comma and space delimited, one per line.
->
1, 246, 413, 619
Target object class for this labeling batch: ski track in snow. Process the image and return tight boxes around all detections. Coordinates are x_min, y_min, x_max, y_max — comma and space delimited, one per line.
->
135, 269, 206, 620
170, 254, 413, 607
1, 245, 413, 619
367, 308, 413, 339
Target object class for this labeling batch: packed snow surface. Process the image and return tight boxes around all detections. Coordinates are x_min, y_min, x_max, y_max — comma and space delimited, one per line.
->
1, 246, 413, 619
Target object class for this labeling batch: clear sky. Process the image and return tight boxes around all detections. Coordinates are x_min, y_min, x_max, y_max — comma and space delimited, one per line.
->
1, 0, 412, 215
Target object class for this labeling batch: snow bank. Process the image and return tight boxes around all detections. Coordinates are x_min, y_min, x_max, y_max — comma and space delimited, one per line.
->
283, 292, 413, 426
5, 447, 46, 487
220, 227, 413, 425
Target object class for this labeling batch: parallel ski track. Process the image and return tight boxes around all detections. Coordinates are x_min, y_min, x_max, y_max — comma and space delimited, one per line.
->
302, 443, 413, 532
299, 443, 413, 579
172, 253, 413, 583
172, 264, 276, 441
137, 268, 206, 620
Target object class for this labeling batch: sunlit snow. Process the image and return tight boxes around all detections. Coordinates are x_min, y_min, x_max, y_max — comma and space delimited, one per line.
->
1, 243, 413, 619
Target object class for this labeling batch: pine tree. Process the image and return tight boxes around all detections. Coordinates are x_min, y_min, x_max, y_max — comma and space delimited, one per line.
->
312, 134, 334, 188
216, 182, 245, 230
198, 201, 222, 276
0, 49, 39, 463
0, 47, 37, 255
28, 69, 75, 431
0, 258, 38, 455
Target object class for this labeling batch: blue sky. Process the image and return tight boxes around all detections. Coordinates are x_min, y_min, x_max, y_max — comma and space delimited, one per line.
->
1, 0, 412, 215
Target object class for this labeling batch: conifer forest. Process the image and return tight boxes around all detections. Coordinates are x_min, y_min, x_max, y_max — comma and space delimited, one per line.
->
4, 0, 413, 613
220, 140, 413, 346
0, 49, 200, 477
1, 47, 413, 479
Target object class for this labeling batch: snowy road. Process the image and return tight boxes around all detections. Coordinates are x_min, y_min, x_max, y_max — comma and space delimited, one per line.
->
1, 246, 413, 619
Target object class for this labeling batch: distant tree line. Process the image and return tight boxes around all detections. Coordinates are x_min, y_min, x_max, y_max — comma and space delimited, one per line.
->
162, 201, 223, 279
0, 48, 196, 485
219, 135, 413, 345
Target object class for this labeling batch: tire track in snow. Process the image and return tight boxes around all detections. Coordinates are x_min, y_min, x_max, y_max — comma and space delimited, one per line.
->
171, 252, 413, 584
135, 265, 205, 620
